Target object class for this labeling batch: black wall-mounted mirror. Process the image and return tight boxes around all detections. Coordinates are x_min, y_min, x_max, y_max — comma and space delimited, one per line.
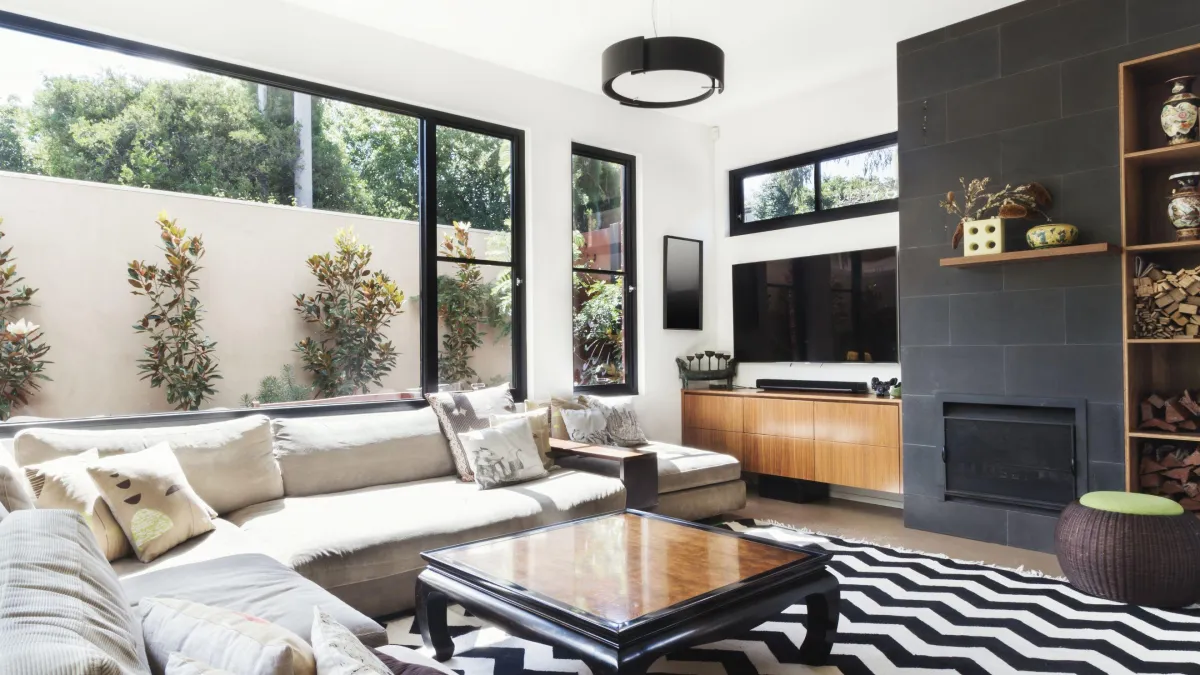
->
663, 236, 703, 330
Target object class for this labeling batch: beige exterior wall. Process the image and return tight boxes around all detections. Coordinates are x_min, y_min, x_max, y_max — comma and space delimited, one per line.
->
0, 171, 510, 419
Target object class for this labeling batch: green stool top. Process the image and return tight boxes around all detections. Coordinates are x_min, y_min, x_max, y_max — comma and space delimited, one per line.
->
1079, 491, 1184, 516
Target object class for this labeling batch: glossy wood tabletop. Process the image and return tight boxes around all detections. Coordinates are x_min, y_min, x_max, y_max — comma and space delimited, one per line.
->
433, 513, 810, 623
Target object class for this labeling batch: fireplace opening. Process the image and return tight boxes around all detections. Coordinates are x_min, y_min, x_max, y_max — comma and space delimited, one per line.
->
938, 395, 1087, 512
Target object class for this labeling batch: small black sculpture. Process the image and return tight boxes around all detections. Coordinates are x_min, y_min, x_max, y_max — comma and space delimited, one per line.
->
677, 352, 737, 389
870, 377, 900, 397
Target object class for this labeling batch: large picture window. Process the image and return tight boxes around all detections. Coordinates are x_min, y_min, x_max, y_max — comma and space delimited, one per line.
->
571, 143, 636, 394
0, 11, 524, 423
729, 133, 897, 236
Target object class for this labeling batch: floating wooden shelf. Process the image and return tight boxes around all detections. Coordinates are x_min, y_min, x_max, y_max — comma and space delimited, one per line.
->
1124, 142, 1200, 168
939, 243, 1120, 268
1125, 239, 1200, 253
1127, 338, 1200, 344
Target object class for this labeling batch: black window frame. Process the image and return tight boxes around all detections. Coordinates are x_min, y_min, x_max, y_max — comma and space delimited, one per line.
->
729, 132, 898, 237
0, 9, 527, 420
571, 143, 637, 396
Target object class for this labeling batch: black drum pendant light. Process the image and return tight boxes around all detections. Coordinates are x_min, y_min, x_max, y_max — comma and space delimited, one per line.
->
601, 3, 724, 109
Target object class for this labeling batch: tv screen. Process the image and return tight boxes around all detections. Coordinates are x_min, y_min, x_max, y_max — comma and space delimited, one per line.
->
733, 247, 898, 363
664, 236, 703, 330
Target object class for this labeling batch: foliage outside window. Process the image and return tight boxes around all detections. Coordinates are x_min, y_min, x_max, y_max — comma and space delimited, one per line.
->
571, 146, 635, 392
0, 222, 50, 420
732, 134, 898, 236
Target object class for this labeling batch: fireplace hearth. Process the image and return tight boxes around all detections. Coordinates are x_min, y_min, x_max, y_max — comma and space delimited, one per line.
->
937, 394, 1088, 512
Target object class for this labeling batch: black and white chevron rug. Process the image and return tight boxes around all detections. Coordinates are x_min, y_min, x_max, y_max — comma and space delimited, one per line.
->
386, 519, 1200, 675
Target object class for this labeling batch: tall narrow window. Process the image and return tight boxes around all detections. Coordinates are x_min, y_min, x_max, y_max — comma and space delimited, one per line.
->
571, 143, 636, 394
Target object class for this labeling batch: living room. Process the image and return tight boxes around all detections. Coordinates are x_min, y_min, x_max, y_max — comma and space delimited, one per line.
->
1, 0, 1199, 673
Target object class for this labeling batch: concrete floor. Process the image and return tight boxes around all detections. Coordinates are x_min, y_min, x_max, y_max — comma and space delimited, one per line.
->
728, 494, 1063, 577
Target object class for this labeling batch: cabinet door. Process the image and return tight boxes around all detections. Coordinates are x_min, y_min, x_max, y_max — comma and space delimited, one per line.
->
812, 402, 899, 447
743, 435, 814, 480
682, 393, 743, 432
813, 440, 900, 493
681, 428, 743, 461
743, 398, 814, 438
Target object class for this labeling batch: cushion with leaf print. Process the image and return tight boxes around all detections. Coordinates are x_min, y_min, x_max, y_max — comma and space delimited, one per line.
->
24, 448, 131, 561
425, 384, 515, 481
86, 442, 215, 563
583, 395, 648, 447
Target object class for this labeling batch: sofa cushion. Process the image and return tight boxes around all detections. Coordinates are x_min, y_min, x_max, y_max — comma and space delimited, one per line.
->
272, 408, 454, 497
426, 385, 516, 481
14, 415, 282, 515
0, 510, 150, 675
121, 553, 387, 649
227, 470, 625, 593
637, 442, 742, 494
0, 438, 34, 512
25, 448, 132, 561
113, 518, 262, 580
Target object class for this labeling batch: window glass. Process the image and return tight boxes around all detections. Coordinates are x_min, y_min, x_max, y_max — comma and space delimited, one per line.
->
742, 165, 815, 224
435, 127, 512, 262
818, 145, 898, 210
572, 155, 625, 271
572, 272, 625, 387
436, 259, 513, 392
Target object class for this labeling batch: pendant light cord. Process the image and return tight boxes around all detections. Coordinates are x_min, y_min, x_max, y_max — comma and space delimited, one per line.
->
651, 0, 659, 37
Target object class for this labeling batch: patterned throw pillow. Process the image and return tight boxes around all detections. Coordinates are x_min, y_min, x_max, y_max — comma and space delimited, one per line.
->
86, 442, 216, 563
426, 384, 515, 481
491, 408, 553, 469
312, 608, 391, 675
525, 396, 588, 440
560, 407, 611, 445
458, 417, 549, 489
139, 597, 315, 675
167, 653, 236, 675
24, 449, 132, 561
584, 396, 648, 447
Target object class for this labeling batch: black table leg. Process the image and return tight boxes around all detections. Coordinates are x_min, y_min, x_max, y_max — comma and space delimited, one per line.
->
416, 575, 455, 661
797, 570, 840, 665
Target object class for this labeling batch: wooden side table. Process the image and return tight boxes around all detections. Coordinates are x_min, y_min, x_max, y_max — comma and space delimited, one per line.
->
549, 439, 659, 510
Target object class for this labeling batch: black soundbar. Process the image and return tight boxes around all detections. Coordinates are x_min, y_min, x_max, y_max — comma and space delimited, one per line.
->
756, 378, 867, 394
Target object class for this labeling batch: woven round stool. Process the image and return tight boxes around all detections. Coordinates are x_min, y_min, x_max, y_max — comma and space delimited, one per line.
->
1056, 491, 1200, 608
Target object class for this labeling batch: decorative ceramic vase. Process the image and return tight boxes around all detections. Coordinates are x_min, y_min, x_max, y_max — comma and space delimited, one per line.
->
962, 218, 1004, 256
1162, 76, 1200, 146
1026, 223, 1079, 249
1168, 172, 1200, 241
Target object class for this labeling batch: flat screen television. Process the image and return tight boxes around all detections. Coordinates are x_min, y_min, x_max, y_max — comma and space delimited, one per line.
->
732, 247, 898, 363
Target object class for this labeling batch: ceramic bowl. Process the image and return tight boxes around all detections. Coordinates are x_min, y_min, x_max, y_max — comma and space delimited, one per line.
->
1026, 223, 1079, 249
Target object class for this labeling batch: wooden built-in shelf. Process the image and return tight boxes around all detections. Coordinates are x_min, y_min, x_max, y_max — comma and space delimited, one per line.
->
1127, 338, 1200, 344
1124, 142, 1200, 168
939, 242, 1120, 268
1125, 240, 1200, 253
1130, 430, 1200, 443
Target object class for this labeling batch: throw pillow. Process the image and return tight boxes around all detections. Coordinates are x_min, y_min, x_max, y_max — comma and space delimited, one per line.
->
167, 653, 236, 675
458, 417, 548, 489
491, 408, 553, 469
139, 597, 316, 675
584, 396, 648, 447
560, 407, 610, 445
24, 449, 131, 561
526, 396, 588, 440
0, 442, 34, 513
425, 384, 515, 481
312, 608, 391, 675
372, 648, 452, 675
86, 443, 216, 563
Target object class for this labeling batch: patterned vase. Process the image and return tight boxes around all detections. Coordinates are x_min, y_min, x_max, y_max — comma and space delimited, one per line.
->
1162, 76, 1200, 146
1168, 172, 1200, 241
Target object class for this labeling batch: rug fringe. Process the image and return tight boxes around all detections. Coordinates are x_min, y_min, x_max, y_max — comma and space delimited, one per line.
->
741, 517, 1069, 581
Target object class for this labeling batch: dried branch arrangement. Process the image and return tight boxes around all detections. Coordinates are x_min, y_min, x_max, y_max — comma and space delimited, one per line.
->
939, 177, 1054, 249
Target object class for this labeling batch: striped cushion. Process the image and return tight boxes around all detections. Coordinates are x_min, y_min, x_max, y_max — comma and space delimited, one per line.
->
0, 510, 150, 674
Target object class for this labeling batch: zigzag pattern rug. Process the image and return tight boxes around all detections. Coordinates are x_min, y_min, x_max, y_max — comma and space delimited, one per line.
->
386, 519, 1200, 675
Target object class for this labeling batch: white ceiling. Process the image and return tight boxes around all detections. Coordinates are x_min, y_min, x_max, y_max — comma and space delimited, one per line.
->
281, 0, 1020, 124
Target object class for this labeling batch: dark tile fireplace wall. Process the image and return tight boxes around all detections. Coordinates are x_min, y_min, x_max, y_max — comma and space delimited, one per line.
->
897, 0, 1200, 553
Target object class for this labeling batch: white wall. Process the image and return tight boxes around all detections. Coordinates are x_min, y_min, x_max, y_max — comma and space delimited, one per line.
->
0, 0, 717, 441
711, 68, 902, 389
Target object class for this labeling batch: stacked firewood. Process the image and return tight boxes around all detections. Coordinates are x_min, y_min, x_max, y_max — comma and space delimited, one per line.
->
1138, 441, 1200, 514
1133, 263, 1200, 339
1139, 390, 1200, 433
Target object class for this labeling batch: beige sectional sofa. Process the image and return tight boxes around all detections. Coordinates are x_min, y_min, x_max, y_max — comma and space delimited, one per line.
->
0, 404, 745, 621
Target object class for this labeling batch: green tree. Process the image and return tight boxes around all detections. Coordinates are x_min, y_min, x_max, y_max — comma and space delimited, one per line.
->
0, 99, 29, 173
437, 128, 511, 231
746, 166, 814, 222
31, 73, 300, 203
316, 99, 418, 219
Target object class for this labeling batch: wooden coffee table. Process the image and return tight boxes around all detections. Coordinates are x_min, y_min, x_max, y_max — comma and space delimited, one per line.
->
416, 510, 839, 675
